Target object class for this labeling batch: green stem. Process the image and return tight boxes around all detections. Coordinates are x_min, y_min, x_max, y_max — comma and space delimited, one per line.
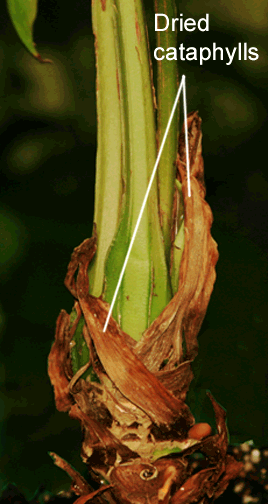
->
90, 0, 171, 341
88, 0, 124, 297
105, 0, 171, 340
155, 0, 178, 272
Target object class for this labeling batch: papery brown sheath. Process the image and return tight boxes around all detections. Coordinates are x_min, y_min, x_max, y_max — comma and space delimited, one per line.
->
48, 113, 242, 503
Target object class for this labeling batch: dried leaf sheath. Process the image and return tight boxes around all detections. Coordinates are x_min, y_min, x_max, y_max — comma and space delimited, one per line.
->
48, 114, 242, 503
136, 112, 218, 372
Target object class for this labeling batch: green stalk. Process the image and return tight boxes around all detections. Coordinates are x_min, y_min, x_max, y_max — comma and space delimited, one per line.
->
88, 0, 124, 297
155, 0, 185, 295
91, 0, 171, 341
155, 0, 179, 273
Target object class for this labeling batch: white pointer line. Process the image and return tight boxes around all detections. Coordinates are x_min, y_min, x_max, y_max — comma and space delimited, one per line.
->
182, 76, 191, 198
103, 74, 191, 333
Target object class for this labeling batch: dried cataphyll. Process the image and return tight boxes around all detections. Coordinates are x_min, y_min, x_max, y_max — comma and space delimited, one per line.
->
48, 113, 242, 504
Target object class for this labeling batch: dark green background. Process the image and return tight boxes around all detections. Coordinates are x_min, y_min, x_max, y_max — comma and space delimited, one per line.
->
0, 0, 267, 499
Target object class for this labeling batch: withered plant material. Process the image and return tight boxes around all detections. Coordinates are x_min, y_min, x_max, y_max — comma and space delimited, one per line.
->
48, 113, 242, 503
136, 112, 218, 371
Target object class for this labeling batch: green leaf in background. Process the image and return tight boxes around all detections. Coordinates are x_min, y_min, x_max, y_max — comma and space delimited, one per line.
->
7, 0, 50, 62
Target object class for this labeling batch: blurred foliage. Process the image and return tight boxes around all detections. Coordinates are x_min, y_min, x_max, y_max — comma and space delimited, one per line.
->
182, 0, 268, 33
0, 0, 267, 499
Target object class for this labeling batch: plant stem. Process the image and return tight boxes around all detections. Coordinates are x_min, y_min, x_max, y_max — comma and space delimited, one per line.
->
155, 0, 178, 272
90, 0, 171, 341
88, 0, 124, 297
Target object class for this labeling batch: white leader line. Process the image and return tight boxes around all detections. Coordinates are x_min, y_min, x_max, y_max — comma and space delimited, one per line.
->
103, 75, 191, 332
182, 76, 191, 198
